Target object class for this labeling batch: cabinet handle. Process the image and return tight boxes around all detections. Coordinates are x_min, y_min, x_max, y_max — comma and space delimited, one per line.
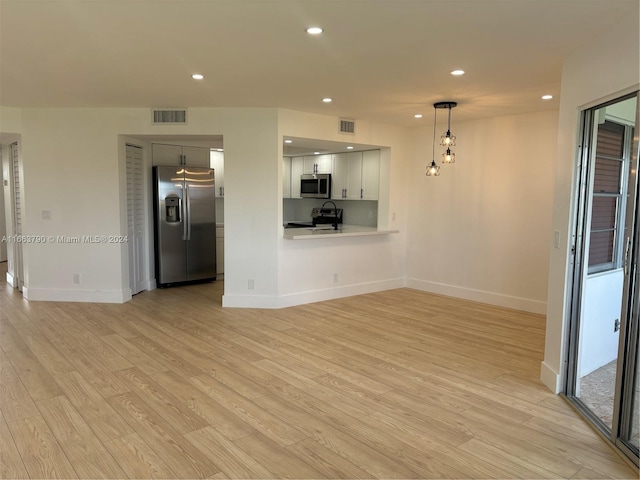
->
361, 188, 364, 199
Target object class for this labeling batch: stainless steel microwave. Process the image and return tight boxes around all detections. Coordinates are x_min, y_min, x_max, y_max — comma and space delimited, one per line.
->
300, 174, 331, 198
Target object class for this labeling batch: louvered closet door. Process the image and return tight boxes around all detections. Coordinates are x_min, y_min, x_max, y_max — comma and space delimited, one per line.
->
11, 142, 23, 290
126, 145, 145, 295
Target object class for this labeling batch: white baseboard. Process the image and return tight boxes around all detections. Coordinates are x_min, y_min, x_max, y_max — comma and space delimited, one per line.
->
540, 360, 563, 394
222, 277, 405, 309
23, 287, 129, 303
405, 278, 547, 315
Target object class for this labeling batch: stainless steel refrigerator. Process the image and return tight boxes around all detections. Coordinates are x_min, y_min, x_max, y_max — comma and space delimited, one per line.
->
153, 165, 216, 287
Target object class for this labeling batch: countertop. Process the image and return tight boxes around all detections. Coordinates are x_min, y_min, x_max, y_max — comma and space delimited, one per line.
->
283, 224, 399, 240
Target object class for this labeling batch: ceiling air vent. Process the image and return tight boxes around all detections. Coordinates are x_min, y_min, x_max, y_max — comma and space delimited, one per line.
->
339, 118, 356, 134
152, 108, 188, 124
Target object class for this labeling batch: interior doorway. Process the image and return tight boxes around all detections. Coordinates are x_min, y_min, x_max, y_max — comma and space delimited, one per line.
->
566, 92, 639, 466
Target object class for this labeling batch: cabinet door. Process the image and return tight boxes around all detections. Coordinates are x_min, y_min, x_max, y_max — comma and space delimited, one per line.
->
346, 152, 364, 199
331, 153, 350, 199
215, 226, 224, 275
210, 150, 225, 197
361, 150, 380, 200
152, 143, 182, 166
182, 146, 210, 167
290, 157, 304, 198
283, 157, 292, 198
303, 154, 332, 174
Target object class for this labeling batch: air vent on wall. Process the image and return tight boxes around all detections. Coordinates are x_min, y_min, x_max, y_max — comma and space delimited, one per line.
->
152, 108, 188, 124
339, 118, 356, 134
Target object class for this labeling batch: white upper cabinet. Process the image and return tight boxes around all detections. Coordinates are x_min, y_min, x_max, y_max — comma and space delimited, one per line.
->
209, 150, 225, 197
331, 152, 350, 199
331, 150, 380, 200
332, 152, 362, 199
361, 150, 380, 200
152, 143, 210, 167
290, 156, 304, 198
303, 154, 332, 175
282, 156, 291, 198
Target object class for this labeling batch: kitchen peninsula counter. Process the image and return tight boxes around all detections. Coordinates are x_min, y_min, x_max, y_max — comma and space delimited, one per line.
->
283, 224, 399, 240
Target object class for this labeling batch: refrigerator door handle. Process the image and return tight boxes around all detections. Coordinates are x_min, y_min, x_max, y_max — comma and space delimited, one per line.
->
186, 184, 192, 240
181, 195, 187, 241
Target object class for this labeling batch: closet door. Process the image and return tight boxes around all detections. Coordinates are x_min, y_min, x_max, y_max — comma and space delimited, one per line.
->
10, 142, 23, 291
126, 144, 146, 295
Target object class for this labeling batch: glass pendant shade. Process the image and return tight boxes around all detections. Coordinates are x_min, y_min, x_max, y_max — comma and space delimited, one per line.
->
440, 131, 456, 147
426, 160, 441, 176
442, 148, 455, 164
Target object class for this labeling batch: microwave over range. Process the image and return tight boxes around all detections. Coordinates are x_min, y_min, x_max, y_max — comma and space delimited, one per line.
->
300, 174, 331, 199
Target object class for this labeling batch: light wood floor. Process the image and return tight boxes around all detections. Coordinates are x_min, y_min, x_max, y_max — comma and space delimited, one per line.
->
0, 262, 636, 479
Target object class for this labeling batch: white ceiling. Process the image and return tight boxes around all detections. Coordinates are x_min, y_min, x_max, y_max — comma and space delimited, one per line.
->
0, 0, 638, 128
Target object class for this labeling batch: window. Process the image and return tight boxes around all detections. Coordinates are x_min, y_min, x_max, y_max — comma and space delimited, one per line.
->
588, 119, 632, 273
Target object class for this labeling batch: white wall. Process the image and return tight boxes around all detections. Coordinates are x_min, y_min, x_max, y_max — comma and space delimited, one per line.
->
541, 10, 640, 393
0, 106, 409, 307
405, 110, 558, 314
578, 269, 623, 377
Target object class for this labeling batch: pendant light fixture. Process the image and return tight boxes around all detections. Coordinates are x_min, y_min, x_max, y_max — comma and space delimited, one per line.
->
427, 101, 458, 175
438, 101, 457, 147
426, 105, 441, 176
442, 147, 455, 164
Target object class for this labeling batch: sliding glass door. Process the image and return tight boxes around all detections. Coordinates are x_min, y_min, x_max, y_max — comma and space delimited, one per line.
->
566, 91, 639, 466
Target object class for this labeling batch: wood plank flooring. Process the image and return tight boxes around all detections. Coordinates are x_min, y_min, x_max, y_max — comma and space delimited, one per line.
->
0, 262, 637, 479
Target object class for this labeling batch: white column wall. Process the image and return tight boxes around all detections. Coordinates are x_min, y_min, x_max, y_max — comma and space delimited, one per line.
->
274, 109, 409, 307
405, 110, 558, 314
541, 11, 640, 393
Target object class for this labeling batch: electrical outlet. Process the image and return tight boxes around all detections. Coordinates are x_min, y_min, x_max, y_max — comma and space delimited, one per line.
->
248, 279, 255, 290
554, 230, 560, 248
42, 210, 51, 220
333, 273, 339, 283
73, 273, 81, 285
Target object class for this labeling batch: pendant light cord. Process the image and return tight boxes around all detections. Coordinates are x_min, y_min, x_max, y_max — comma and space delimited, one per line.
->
432, 107, 437, 162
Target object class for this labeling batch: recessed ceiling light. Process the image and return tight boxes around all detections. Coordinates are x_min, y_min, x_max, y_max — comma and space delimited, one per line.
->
322, 97, 332, 103
284, 139, 293, 144
414, 114, 423, 118
450, 70, 465, 76
346, 146, 354, 150
314, 151, 320, 155
542, 94, 553, 100
191, 74, 204, 80
306, 27, 323, 34
216, 148, 223, 152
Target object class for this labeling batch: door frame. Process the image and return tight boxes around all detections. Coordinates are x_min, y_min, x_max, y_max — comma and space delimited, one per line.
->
565, 91, 640, 466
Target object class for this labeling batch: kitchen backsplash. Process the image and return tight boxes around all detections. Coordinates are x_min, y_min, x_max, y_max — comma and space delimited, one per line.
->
283, 198, 377, 227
